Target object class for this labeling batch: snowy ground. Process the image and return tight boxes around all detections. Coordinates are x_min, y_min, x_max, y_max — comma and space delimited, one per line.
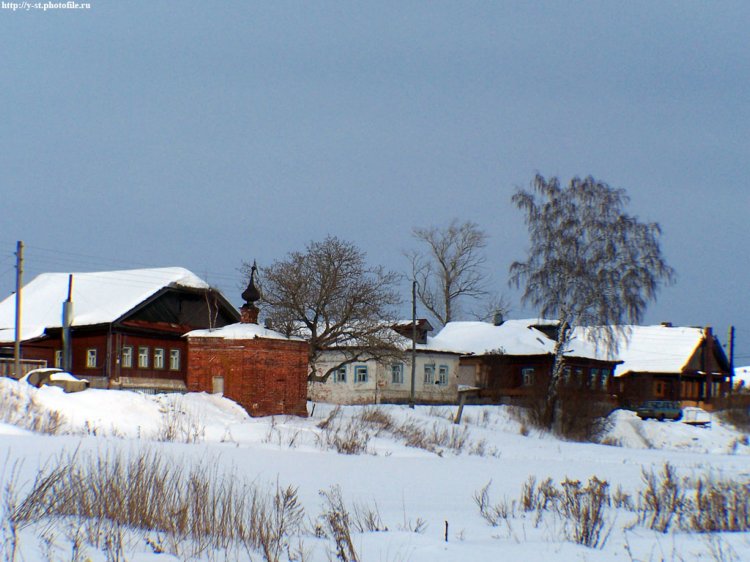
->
1, 377, 749, 561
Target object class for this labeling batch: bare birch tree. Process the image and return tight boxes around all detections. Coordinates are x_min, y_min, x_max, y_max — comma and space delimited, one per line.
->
246, 236, 403, 382
407, 219, 490, 326
510, 175, 675, 428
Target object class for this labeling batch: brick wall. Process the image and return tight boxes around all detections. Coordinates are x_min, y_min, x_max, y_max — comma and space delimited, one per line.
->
186, 337, 309, 417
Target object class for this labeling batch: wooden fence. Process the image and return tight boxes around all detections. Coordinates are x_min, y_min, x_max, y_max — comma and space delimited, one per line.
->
0, 358, 47, 379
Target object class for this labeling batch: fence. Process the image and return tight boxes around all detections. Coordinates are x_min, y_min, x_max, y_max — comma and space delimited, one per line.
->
0, 358, 48, 379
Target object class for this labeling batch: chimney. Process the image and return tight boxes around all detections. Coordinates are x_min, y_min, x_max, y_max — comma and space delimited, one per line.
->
493, 311, 504, 326
61, 274, 73, 371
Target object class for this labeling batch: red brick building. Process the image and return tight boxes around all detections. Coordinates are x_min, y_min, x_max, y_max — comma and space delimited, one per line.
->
185, 324, 309, 417
185, 269, 309, 417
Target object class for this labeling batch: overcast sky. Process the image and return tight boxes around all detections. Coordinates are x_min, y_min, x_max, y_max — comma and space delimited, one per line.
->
1, 1, 748, 364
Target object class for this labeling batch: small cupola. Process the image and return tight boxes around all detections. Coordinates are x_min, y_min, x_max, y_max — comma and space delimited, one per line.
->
240, 261, 261, 324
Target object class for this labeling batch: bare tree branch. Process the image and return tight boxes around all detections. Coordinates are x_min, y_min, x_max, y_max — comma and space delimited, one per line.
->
243, 236, 403, 382
509, 174, 675, 428
407, 219, 490, 326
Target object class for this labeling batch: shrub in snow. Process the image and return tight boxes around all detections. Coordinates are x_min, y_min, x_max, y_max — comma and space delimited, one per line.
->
0, 380, 65, 435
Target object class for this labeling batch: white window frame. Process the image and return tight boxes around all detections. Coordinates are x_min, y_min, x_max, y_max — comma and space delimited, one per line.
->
332, 366, 347, 383
138, 346, 149, 369
86, 348, 97, 368
354, 365, 368, 383
590, 368, 599, 388
391, 363, 404, 385
522, 367, 535, 387
423, 364, 435, 385
54, 350, 62, 368
169, 349, 180, 371
154, 348, 165, 370
437, 365, 449, 386
122, 346, 133, 368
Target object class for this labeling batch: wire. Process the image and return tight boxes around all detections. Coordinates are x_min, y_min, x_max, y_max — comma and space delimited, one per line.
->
14, 243, 243, 287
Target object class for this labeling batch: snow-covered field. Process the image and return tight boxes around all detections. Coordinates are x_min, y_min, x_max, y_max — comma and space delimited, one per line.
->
1, 378, 749, 561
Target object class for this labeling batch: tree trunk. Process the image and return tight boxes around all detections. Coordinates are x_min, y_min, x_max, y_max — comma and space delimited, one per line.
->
545, 320, 570, 430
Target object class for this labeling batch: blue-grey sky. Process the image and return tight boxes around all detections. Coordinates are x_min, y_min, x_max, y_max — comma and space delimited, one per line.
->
1, 2, 748, 364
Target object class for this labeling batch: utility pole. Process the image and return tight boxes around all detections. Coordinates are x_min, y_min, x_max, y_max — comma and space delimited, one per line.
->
14, 241, 24, 379
62, 274, 74, 372
409, 279, 417, 409
728, 325, 735, 395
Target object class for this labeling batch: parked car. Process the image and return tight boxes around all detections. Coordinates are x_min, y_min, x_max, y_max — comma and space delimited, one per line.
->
20, 368, 89, 393
635, 400, 682, 421
681, 407, 711, 426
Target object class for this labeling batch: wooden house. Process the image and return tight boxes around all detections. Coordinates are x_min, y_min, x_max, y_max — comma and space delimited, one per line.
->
602, 324, 732, 409
0, 267, 239, 392
430, 319, 620, 404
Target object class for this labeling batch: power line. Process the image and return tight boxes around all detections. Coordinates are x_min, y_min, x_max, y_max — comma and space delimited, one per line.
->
13, 243, 243, 286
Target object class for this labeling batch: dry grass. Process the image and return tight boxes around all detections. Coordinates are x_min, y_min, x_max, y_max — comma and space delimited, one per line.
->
638, 462, 684, 532
4, 447, 307, 561
476, 462, 750, 551
156, 398, 206, 443
557, 477, 610, 548
313, 406, 487, 457
319, 485, 358, 562
473, 480, 516, 528
0, 384, 65, 435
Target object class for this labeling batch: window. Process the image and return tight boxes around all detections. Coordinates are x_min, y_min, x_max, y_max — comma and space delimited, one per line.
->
354, 365, 368, 383
590, 368, 599, 388
212, 376, 224, 394
423, 364, 435, 385
169, 349, 180, 371
122, 346, 133, 368
332, 366, 347, 383
138, 346, 149, 368
391, 363, 404, 384
437, 365, 449, 386
575, 368, 584, 386
563, 366, 572, 385
154, 348, 165, 369
86, 348, 97, 368
712, 382, 721, 399
655, 380, 666, 397
522, 367, 535, 386
54, 350, 62, 368
600, 370, 609, 389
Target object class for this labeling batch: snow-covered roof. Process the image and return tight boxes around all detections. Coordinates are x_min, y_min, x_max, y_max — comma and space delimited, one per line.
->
185, 322, 303, 342
592, 325, 706, 377
283, 319, 460, 355
430, 319, 606, 360
414, 335, 464, 355
0, 267, 210, 343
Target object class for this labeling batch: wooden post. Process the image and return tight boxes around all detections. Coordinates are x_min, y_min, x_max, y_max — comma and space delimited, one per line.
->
454, 392, 467, 424
728, 325, 735, 396
409, 280, 417, 409
13, 241, 23, 378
